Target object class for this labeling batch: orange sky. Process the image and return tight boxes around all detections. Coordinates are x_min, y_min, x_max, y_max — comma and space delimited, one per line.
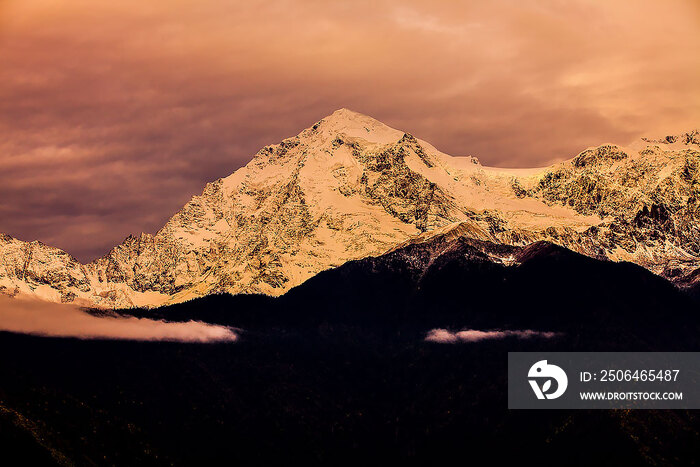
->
1, 0, 699, 261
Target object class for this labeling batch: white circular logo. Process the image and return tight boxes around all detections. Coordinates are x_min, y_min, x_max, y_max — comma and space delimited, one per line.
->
528, 360, 568, 400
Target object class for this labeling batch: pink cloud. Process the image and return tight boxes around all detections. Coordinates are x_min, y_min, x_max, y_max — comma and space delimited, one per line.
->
0, 295, 237, 342
426, 328, 559, 343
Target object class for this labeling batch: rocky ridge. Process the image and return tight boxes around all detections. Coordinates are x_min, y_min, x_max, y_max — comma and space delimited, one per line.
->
1, 109, 698, 308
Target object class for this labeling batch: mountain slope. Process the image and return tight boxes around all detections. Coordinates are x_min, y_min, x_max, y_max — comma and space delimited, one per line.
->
1, 109, 698, 308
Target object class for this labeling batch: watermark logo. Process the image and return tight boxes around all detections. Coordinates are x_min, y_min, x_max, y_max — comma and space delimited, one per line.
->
528, 359, 568, 400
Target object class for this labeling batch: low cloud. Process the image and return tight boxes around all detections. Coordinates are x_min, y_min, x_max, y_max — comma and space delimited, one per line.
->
425, 328, 559, 343
0, 295, 237, 342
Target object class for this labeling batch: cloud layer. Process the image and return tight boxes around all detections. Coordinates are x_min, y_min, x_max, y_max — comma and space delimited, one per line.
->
425, 328, 559, 343
0, 295, 237, 342
0, 0, 698, 261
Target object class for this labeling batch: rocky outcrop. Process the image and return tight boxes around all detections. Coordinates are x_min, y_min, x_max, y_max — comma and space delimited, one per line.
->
642, 130, 700, 146
0, 234, 94, 304
1, 110, 698, 308
513, 142, 700, 280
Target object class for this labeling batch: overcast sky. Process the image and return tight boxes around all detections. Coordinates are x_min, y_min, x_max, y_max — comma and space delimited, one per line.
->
1, 0, 698, 262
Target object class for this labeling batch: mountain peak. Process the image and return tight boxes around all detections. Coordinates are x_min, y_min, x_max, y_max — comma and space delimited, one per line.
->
324, 107, 374, 122
328, 107, 363, 118
311, 108, 403, 145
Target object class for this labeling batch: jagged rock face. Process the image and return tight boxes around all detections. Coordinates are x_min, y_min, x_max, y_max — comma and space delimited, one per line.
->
1, 109, 698, 308
510, 143, 700, 279
642, 130, 700, 146
0, 234, 92, 304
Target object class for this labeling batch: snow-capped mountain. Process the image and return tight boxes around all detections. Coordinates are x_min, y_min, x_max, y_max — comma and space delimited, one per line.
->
1, 109, 698, 308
